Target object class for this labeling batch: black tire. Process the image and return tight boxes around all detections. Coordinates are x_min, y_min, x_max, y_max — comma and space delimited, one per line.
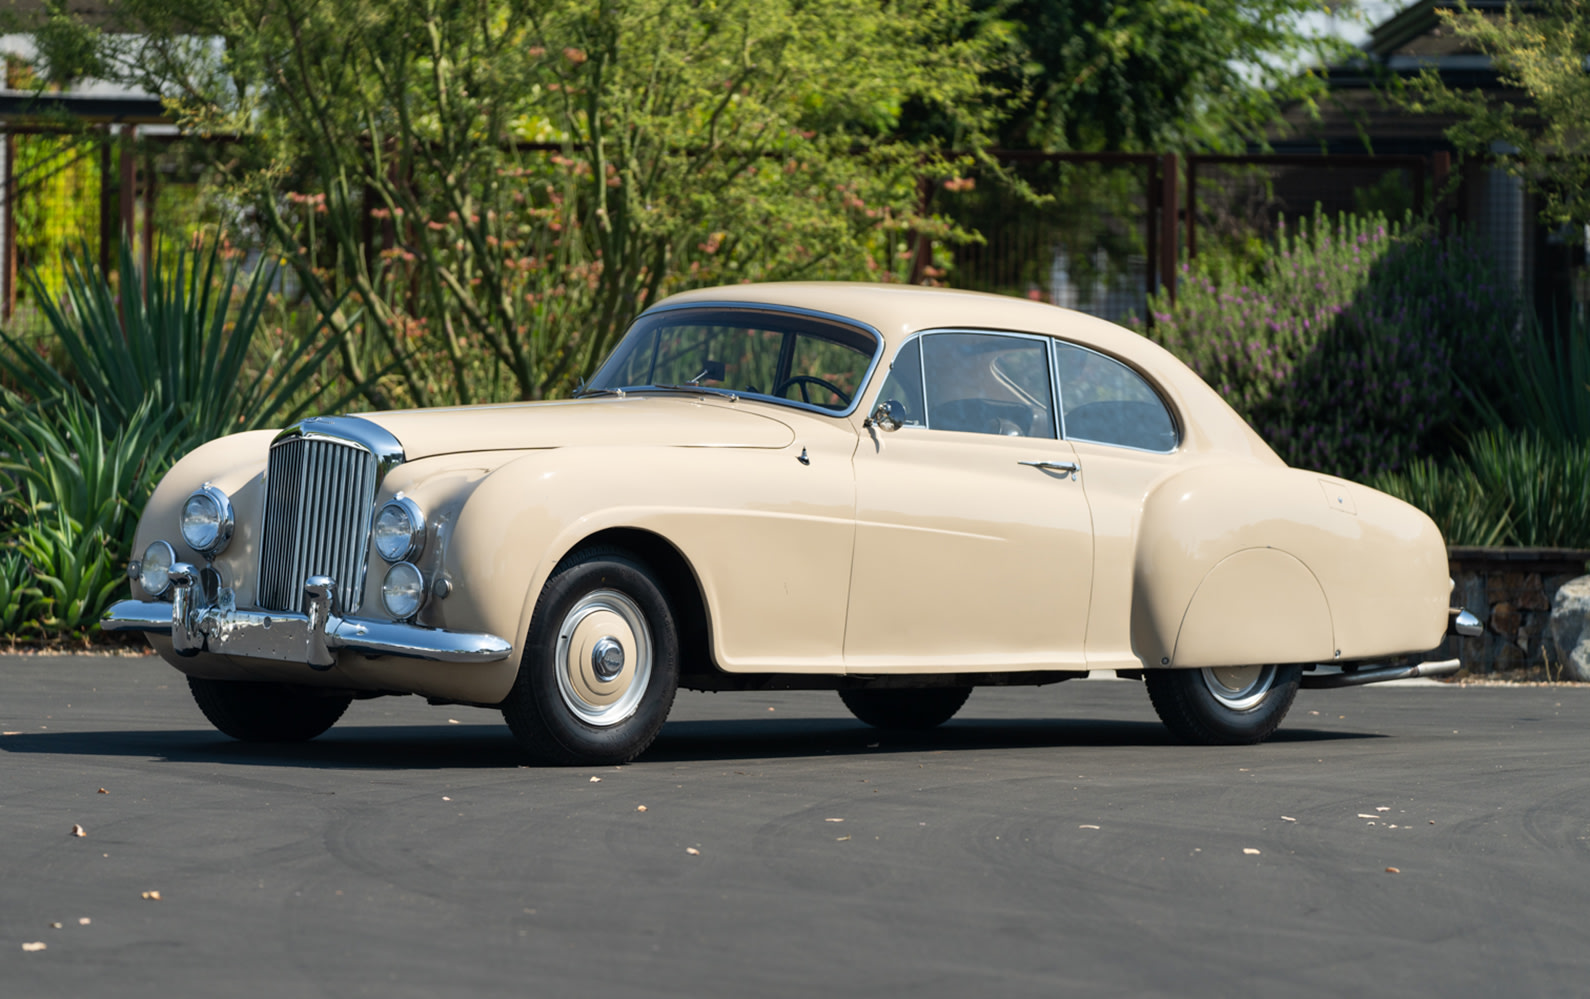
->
1144, 664, 1302, 745
501, 547, 680, 766
838, 686, 972, 731
187, 677, 352, 742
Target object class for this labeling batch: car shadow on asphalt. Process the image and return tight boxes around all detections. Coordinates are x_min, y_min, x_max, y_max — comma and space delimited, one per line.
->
0, 717, 1380, 769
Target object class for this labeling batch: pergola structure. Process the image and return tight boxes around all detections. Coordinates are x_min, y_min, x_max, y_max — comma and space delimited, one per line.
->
0, 81, 171, 318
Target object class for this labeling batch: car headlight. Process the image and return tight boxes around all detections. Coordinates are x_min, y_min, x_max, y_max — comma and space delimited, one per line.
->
139, 541, 175, 597
372, 497, 425, 562
381, 561, 425, 619
179, 485, 234, 556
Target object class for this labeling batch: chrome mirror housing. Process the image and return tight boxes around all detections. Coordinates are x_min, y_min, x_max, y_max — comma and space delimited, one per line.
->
866, 399, 906, 432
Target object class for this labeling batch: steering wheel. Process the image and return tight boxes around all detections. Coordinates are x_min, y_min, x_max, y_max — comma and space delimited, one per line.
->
773, 375, 851, 408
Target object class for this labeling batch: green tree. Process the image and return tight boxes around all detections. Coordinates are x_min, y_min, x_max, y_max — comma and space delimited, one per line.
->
1407, 0, 1590, 225
61, 0, 1001, 406
976, 0, 1350, 152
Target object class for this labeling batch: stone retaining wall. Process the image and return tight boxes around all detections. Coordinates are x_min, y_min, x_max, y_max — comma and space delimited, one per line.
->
1440, 547, 1590, 678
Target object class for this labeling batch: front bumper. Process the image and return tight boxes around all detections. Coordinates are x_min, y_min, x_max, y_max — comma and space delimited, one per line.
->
103, 563, 512, 668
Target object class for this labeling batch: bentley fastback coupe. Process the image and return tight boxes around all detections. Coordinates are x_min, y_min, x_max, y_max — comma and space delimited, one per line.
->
105, 283, 1478, 764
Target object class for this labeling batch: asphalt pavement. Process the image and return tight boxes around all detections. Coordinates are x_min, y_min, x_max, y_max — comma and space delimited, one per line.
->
3, 653, 1588, 998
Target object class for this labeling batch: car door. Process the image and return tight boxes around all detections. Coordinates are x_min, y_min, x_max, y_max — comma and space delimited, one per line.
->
843, 331, 1094, 672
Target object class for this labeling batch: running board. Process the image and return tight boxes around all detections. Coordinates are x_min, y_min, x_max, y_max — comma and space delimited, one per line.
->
1300, 658, 1461, 689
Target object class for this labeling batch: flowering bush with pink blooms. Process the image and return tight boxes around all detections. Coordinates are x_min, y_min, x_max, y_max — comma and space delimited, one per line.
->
1139, 212, 1519, 480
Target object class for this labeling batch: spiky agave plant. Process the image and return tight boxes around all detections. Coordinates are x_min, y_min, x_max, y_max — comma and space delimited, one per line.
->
0, 238, 351, 456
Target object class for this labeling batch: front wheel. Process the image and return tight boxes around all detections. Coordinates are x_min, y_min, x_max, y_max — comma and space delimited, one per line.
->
501, 548, 680, 765
1144, 664, 1301, 745
187, 677, 352, 742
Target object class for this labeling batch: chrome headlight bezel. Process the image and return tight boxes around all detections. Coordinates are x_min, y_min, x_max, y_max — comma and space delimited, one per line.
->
179, 484, 234, 556
139, 540, 176, 597
372, 497, 426, 563
381, 561, 426, 620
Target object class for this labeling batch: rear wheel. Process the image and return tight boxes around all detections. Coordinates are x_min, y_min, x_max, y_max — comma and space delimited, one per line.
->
187, 677, 352, 742
838, 686, 972, 731
1144, 664, 1301, 745
501, 548, 680, 765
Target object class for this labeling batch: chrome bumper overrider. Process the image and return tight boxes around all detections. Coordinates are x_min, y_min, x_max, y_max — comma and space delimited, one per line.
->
102, 563, 512, 669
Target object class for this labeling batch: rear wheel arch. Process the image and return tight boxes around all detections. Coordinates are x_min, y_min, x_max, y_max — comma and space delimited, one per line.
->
1171, 547, 1335, 668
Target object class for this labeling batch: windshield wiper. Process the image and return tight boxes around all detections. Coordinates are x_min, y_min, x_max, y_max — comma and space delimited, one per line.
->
636, 384, 741, 401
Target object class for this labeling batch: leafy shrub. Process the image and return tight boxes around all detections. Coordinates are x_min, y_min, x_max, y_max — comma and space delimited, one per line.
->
1474, 310, 1590, 444
1140, 212, 1519, 480
0, 238, 344, 642
1373, 431, 1590, 549
0, 393, 181, 639
0, 548, 42, 639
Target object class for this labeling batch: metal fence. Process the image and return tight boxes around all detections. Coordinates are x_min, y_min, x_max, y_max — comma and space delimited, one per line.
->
934, 152, 1174, 324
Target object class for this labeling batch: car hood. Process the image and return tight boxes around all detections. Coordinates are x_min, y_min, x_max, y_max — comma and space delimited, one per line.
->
354, 394, 797, 460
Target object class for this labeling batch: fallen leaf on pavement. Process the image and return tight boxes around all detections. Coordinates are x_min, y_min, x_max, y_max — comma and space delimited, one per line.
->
685, 847, 700, 856
71, 824, 86, 838
97, 788, 107, 794
447, 719, 460, 724
1375, 806, 1390, 812
589, 777, 601, 783
141, 891, 161, 901
1243, 848, 1261, 855
1281, 816, 1297, 822
50, 922, 62, 929
442, 796, 451, 801
78, 918, 90, 926
636, 805, 648, 812
1385, 867, 1401, 874
836, 835, 851, 841
22, 942, 45, 952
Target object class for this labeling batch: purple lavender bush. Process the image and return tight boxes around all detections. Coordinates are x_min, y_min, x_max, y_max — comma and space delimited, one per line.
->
1137, 212, 1519, 481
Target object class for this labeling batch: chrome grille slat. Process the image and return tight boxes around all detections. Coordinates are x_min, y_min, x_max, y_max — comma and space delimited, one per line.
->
258, 436, 378, 614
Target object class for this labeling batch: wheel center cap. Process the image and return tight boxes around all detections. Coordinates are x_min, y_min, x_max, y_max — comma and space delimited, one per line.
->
591, 637, 625, 681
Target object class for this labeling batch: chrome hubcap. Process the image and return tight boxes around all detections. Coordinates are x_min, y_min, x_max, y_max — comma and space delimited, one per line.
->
1200, 664, 1277, 711
554, 589, 652, 727
591, 637, 625, 681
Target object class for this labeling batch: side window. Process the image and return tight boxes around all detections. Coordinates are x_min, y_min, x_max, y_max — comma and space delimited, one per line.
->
873, 340, 925, 426
922, 333, 1056, 439
1054, 343, 1177, 452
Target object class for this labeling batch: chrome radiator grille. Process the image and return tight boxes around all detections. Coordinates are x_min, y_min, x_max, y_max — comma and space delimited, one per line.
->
257, 436, 378, 614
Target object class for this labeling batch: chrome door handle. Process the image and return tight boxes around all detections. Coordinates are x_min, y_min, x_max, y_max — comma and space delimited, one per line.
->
1018, 460, 1079, 474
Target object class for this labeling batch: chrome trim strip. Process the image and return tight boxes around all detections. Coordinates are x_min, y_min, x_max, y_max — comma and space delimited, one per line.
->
102, 592, 513, 666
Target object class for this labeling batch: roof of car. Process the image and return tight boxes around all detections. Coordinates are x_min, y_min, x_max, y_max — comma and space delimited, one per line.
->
651, 282, 1282, 465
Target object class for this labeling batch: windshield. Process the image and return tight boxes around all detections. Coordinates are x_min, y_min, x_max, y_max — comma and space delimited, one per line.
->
587, 306, 879, 413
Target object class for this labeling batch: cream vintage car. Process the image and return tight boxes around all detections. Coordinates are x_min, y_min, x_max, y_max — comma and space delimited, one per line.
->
104, 283, 1478, 764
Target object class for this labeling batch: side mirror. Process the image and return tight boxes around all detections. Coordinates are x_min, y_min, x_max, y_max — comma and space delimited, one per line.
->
865, 399, 906, 432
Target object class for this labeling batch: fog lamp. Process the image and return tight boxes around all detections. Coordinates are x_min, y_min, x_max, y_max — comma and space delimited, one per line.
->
139, 541, 176, 597
381, 561, 425, 620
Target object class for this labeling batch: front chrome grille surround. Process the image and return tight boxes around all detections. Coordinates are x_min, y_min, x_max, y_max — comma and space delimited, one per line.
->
257, 435, 380, 614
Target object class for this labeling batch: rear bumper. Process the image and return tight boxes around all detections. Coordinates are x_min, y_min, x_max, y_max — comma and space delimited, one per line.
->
102, 563, 512, 668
